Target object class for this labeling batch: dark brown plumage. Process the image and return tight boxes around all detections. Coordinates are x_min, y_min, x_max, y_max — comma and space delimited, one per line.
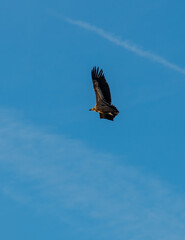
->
89, 67, 119, 121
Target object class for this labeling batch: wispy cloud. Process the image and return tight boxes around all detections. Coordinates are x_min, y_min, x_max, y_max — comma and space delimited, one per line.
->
47, 10, 185, 75
2, 186, 31, 204
65, 17, 185, 74
0, 109, 185, 239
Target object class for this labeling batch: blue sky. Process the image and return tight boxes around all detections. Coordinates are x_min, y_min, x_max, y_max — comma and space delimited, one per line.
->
1, 0, 185, 239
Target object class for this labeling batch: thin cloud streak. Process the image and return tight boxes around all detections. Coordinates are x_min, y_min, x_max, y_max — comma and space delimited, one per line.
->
65, 17, 185, 74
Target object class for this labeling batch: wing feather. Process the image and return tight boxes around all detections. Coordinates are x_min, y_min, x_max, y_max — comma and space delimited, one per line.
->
91, 66, 111, 104
99, 113, 114, 121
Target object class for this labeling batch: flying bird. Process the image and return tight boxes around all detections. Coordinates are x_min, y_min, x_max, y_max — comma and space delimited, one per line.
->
89, 67, 119, 121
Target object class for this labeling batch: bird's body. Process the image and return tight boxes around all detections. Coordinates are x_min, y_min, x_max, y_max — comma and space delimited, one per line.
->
89, 67, 119, 121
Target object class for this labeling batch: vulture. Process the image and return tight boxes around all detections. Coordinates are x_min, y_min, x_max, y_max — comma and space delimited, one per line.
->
89, 66, 119, 121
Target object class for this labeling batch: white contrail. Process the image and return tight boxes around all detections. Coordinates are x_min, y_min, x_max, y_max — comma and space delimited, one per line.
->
64, 16, 185, 74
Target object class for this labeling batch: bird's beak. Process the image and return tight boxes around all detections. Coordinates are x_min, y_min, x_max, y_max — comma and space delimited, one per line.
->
89, 108, 92, 111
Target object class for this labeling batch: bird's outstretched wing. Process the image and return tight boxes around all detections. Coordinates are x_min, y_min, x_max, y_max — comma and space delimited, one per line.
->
91, 67, 111, 104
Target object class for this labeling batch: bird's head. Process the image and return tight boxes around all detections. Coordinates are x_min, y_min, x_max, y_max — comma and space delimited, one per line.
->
89, 107, 95, 112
